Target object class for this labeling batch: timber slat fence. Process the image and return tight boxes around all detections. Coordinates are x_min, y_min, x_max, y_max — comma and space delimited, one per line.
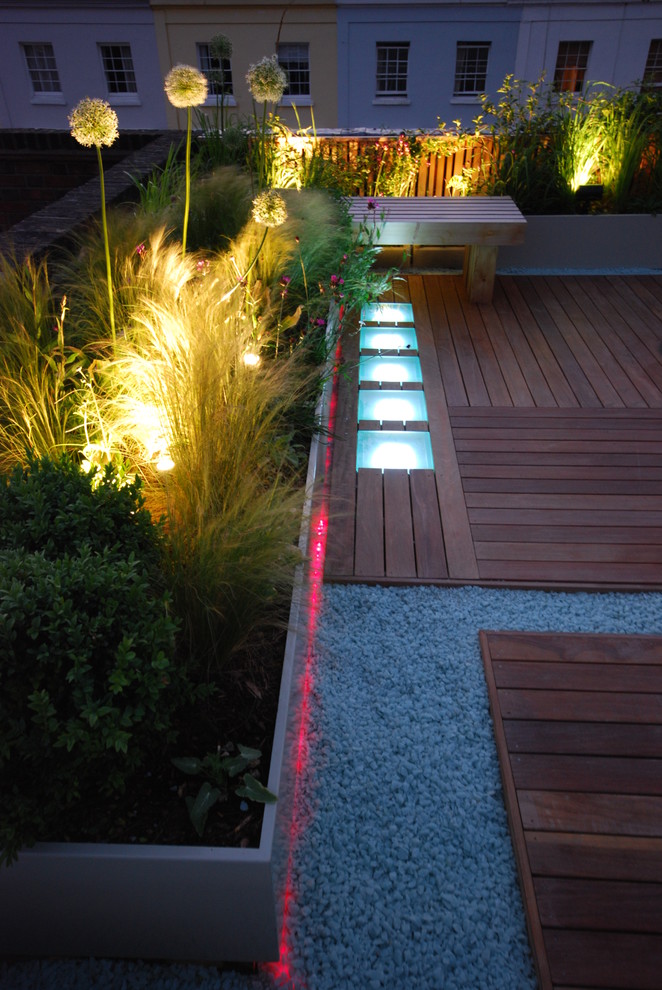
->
275, 135, 496, 198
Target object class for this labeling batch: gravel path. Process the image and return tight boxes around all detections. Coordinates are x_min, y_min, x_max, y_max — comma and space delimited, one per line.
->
2, 583, 661, 990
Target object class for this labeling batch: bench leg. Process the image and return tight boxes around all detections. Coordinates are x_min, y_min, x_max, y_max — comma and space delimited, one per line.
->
464, 245, 498, 303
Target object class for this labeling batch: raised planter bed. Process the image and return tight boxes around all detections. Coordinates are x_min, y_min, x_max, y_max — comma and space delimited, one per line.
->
498, 213, 662, 271
0, 345, 335, 965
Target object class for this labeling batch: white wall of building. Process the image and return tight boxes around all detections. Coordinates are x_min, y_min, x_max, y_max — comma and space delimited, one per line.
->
516, 2, 662, 89
338, 0, 662, 132
0, 0, 168, 130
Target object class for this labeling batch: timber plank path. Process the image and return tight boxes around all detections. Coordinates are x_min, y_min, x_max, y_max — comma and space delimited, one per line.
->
324, 273, 662, 590
480, 630, 662, 990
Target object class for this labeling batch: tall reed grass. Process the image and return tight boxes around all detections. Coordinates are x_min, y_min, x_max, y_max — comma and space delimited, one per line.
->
0, 168, 369, 672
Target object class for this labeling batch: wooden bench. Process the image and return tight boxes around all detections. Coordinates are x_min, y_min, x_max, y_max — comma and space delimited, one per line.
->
346, 195, 527, 303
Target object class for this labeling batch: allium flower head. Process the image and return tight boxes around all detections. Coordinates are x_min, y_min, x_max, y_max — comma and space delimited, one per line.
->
252, 190, 288, 228
164, 64, 208, 108
246, 55, 287, 104
69, 97, 118, 148
210, 33, 233, 61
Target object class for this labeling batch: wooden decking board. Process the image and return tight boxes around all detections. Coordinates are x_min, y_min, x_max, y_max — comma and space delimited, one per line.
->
491, 281, 558, 407
480, 630, 662, 990
604, 276, 662, 384
408, 275, 479, 579
324, 274, 662, 588
438, 276, 492, 405
423, 274, 468, 407
532, 277, 625, 408
354, 468, 385, 577
456, 289, 513, 406
515, 277, 603, 408
499, 277, 581, 408
410, 469, 448, 578
571, 277, 662, 407
383, 469, 417, 578
548, 276, 645, 408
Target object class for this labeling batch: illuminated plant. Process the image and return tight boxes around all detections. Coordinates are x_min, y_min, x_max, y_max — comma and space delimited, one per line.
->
84, 229, 308, 668
246, 55, 287, 190
164, 64, 209, 257
69, 97, 119, 344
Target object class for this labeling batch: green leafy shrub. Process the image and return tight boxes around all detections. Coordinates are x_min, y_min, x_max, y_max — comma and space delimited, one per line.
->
0, 455, 180, 865
0, 454, 161, 563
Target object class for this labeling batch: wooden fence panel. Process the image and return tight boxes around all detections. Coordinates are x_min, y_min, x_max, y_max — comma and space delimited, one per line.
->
295, 135, 495, 197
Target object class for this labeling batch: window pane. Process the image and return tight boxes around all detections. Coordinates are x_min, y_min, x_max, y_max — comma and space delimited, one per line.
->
277, 42, 310, 97
99, 43, 137, 94
197, 43, 233, 96
643, 39, 662, 91
376, 43, 409, 96
454, 43, 490, 95
554, 41, 591, 93
22, 42, 61, 93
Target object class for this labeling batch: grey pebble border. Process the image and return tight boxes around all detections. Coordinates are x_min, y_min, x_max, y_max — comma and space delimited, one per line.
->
2, 582, 661, 990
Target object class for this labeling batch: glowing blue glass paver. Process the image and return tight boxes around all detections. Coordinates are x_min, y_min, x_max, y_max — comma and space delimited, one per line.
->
358, 389, 428, 423
356, 430, 434, 471
360, 326, 418, 352
361, 302, 414, 325
359, 354, 423, 384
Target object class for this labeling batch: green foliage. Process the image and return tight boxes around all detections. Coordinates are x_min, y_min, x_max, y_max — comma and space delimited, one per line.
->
452, 75, 662, 215
0, 453, 161, 565
472, 75, 576, 214
129, 140, 184, 214
164, 165, 254, 252
0, 253, 56, 342
0, 286, 87, 473
593, 85, 662, 213
356, 132, 424, 198
0, 151, 391, 861
0, 455, 180, 865
172, 745, 276, 838
193, 114, 249, 172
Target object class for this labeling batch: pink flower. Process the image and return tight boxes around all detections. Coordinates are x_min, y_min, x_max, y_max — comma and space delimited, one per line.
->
135, 243, 146, 256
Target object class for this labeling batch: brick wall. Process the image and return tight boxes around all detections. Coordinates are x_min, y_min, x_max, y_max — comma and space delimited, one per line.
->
0, 131, 182, 260
0, 131, 168, 232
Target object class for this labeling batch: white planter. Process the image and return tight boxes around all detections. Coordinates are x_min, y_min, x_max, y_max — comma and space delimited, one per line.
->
498, 212, 662, 271
0, 362, 334, 965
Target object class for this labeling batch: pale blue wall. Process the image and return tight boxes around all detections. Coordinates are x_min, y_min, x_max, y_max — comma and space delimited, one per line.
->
515, 3, 662, 90
338, 3, 521, 131
0, 1, 167, 130
338, 1, 662, 132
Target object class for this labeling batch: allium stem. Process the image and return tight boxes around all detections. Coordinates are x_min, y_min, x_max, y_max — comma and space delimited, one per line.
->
96, 144, 115, 346
182, 106, 192, 258
220, 228, 268, 303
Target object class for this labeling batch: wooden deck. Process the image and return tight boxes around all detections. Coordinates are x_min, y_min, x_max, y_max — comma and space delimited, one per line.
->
324, 273, 662, 590
480, 630, 662, 990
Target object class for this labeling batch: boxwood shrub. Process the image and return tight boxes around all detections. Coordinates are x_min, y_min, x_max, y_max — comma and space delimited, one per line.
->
0, 455, 181, 865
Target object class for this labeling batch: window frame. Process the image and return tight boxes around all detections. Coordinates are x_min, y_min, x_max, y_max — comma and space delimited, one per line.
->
21, 42, 64, 103
375, 41, 410, 103
277, 41, 311, 104
197, 43, 235, 105
642, 39, 662, 92
453, 42, 490, 97
553, 40, 592, 94
98, 42, 139, 103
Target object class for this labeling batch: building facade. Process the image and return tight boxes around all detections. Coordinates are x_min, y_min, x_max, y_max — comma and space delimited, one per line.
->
337, 0, 662, 131
0, 0, 168, 130
150, 0, 338, 130
0, 0, 660, 132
